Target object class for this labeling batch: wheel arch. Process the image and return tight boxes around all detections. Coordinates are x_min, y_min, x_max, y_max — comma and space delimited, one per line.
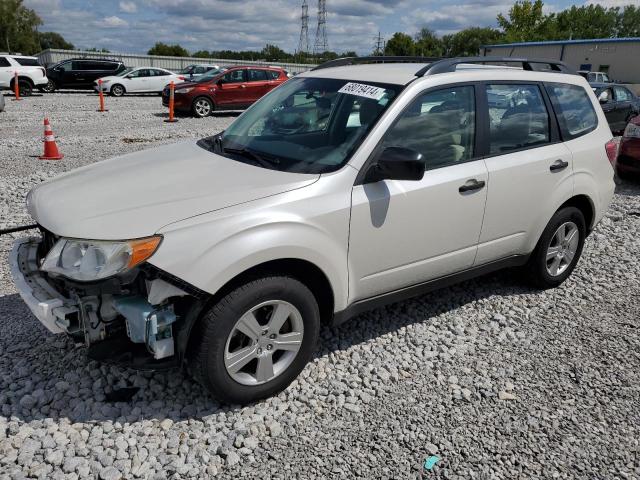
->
191, 95, 215, 114
180, 257, 335, 360
558, 194, 595, 233
111, 83, 126, 94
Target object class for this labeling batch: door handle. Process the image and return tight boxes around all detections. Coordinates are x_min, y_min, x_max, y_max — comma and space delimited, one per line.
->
459, 179, 486, 193
550, 160, 569, 172
241, 85, 247, 88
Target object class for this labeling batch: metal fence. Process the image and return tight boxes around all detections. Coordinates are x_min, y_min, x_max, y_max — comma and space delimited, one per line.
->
35, 49, 317, 74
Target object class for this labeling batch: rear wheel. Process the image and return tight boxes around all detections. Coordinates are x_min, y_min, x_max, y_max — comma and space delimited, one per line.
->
525, 207, 586, 289
192, 96, 214, 118
110, 84, 125, 97
190, 276, 320, 404
12, 79, 33, 97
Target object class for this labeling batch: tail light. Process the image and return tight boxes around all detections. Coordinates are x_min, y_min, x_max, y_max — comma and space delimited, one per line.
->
605, 138, 619, 166
178, 76, 185, 81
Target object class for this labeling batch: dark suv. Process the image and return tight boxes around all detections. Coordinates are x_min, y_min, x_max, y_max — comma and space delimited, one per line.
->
163, 66, 289, 118
44, 58, 126, 92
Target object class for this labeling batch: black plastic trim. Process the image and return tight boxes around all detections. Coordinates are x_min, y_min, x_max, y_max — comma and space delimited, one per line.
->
331, 255, 529, 326
312, 56, 442, 71
416, 57, 576, 77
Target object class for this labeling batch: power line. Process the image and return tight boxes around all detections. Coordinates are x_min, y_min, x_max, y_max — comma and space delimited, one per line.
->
373, 32, 385, 56
313, 0, 329, 56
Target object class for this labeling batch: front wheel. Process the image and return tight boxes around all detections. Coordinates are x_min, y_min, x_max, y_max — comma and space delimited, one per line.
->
192, 96, 214, 118
14, 80, 33, 97
39, 80, 56, 93
110, 84, 125, 97
190, 276, 320, 404
525, 206, 586, 289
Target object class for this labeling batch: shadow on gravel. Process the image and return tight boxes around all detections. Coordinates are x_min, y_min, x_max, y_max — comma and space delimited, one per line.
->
0, 268, 537, 425
615, 178, 640, 197
151, 111, 242, 119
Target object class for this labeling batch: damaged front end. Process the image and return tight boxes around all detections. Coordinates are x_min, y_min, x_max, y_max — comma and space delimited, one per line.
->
10, 231, 206, 370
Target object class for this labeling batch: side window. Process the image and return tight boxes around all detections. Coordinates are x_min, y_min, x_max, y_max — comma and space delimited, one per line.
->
128, 69, 143, 78
546, 83, 598, 140
153, 69, 169, 76
194, 66, 206, 74
222, 69, 246, 83
380, 86, 476, 170
57, 61, 72, 71
248, 69, 268, 82
15, 57, 40, 66
0, 57, 10, 67
267, 70, 280, 80
614, 86, 631, 102
486, 84, 550, 155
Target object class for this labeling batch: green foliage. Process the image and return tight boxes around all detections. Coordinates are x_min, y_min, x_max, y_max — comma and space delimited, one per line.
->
497, 0, 555, 42
0, 0, 42, 54
85, 47, 110, 53
38, 31, 74, 50
414, 28, 444, 57
442, 27, 504, 57
384, 32, 416, 56
147, 42, 190, 57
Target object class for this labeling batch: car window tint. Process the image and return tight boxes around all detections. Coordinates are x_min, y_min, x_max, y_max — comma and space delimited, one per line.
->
614, 86, 631, 102
222, 69, 246, 83
545, 83, 598, 140
486, 84, 549, 155
15, 57, 40, 66
57, 61, 72, 71
248, 69, 268, 81
380, 86, 476, 170
194, 66, 206, 74
267, 70, 280, 80
0, 57, 10, 67
154, 69, 169, 76
128, 69, 143, 78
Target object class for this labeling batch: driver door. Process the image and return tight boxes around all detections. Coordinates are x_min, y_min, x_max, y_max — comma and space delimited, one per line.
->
216, 69, 248, 107
348, 85, 488, 302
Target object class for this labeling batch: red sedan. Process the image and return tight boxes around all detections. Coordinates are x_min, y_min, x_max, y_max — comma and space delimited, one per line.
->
163, 66, 289, 118
616, 115, 640, 179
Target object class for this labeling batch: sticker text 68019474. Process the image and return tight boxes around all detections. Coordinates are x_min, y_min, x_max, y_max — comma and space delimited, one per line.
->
338, 82, 386, 101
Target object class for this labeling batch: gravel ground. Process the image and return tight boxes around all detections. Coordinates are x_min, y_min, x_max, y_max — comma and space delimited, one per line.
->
1, 92, 639, 479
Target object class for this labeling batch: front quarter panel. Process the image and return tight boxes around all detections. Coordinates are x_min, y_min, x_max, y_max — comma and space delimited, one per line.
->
149, 171, 355, 312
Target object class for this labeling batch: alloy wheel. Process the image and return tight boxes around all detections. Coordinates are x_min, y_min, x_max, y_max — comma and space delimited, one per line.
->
545, 221, 580, 277
224, 300, 304, 386
194, 99, 212, 117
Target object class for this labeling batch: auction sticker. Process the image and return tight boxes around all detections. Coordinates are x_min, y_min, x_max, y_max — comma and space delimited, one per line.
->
338, 82, 386, 100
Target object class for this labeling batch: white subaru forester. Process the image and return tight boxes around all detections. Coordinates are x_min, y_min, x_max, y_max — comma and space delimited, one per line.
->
10, 57, 616, 404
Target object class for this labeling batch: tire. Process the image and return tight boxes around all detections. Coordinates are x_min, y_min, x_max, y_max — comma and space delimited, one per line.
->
192, 96, 214, 118
190, 276, 320, 404
13, 79, 33, 97
110, 84, 125, 97
40, 80, 56, 93
525, 207, 586, 289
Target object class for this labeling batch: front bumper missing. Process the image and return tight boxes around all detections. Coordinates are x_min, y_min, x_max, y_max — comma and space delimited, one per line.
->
9, 237, 78, 334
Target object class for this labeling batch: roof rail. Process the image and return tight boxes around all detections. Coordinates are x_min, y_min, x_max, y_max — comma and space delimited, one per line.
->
416, 56, 576, 76
312, 56, 442, 71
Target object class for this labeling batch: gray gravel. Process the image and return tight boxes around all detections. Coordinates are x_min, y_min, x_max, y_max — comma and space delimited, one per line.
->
1, 93, 639, 479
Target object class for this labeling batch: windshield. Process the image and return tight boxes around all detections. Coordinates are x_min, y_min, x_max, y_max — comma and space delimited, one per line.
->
115, 67, 134, 77
202, 77, 401, 174
196, 68, 226, 83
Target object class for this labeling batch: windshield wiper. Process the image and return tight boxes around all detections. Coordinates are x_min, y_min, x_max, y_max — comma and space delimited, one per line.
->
222, 146, 281, 168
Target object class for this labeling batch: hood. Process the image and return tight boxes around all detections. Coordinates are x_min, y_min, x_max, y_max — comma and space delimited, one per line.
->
28, 140, 319, 240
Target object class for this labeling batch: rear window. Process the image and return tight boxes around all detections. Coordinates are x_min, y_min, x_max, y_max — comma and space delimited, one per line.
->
545, 83, 598, 140
15, 57, 40, 66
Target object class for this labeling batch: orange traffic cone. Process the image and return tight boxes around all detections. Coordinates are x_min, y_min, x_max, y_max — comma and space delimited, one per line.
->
39, 118, 64, 160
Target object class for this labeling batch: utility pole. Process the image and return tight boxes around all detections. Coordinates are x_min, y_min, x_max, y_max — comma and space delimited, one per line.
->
313, 0, 329, 57
296, 0, 309, 61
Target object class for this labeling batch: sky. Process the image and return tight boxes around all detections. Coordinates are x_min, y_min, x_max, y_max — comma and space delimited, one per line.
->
24, 0, 634, 55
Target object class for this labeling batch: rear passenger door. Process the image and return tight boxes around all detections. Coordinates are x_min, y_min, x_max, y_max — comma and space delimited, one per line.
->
246, 69, 270, 103
349, 85, 489, 301
475, 83, 574, 265
613, 86, 634, 128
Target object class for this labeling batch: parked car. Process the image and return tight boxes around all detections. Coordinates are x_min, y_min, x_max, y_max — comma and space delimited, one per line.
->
95, 67, 186, 96
163, 66, 288, 117
593, 83, 640, 134
578, 70, 611, 83
10, 57, 615, 404
615, 116, 640, 178
44, 58, 127, 92
0, 92, 4, 111
179, 64, 224, 81
0, 54, 48, 96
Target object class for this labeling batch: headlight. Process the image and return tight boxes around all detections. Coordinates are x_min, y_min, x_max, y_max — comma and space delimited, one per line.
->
623, 121, 640, 139
175, 87, 193, 94
41, 236, 161, 282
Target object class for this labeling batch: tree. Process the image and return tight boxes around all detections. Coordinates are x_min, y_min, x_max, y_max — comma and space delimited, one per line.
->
147, 42, 189, 57
192, 50, 211, 58
616, 5, 640, 37
497, 0, 554, 42
38, 31, 74, 50
261, 43, 288, 61
414, 28, 444, 57
442, 27, 504, 57
384, 32, 415, 56
553, 5, 617, 40
0, 0, 42, 54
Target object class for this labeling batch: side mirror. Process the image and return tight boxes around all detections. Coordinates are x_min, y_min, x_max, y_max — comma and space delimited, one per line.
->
364, 147, 426, 183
